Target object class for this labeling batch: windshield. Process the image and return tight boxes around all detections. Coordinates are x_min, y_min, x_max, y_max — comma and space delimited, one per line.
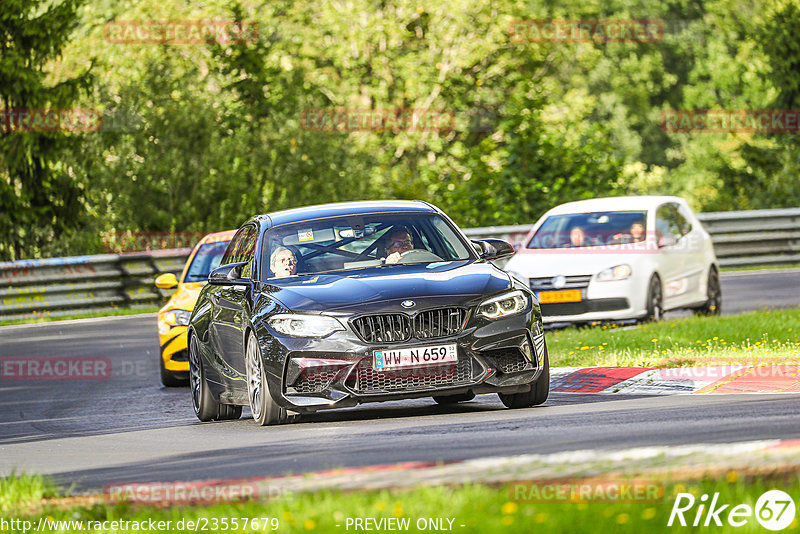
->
262, 213, 473, 279
527, 211, 648, 249
183, 240, 230, 282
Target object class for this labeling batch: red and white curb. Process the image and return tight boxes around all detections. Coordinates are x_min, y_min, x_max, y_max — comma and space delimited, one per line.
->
551, 365, 800, 394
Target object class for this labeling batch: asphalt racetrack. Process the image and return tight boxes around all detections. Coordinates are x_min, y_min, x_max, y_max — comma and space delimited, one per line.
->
1, 269, 799, 492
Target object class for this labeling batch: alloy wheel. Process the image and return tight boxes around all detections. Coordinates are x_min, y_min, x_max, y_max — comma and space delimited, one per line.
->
189, 336, 202, 414
246, 338, 264, 420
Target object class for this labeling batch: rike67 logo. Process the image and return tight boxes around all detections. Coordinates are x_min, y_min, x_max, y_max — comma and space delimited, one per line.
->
668, 490, 796, 530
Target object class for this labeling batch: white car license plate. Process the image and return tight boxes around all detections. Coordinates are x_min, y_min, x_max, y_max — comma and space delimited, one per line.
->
374, 344, 457, 371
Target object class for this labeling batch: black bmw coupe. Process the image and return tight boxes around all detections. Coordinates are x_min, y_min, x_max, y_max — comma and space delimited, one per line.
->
188, 200, 549, 425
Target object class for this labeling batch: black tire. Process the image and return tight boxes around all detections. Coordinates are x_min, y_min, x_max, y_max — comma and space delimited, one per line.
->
433, 391, 475, 404
245, 332, 287, 426
189, 334, 242, 422
498, 342, 550, 409
643, 274, 663, 322
159, 353, 188, 387
693, 267, 722, 316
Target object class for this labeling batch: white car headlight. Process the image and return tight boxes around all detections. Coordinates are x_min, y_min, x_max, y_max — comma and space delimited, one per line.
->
164, 309, 192, 326
478, 290, 528, 320
267, 314, 345, 337
596, 264, 632, 282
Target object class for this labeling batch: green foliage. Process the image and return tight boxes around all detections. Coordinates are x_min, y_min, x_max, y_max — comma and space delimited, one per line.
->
2, 0, 799, 259
0, 0, 93, 260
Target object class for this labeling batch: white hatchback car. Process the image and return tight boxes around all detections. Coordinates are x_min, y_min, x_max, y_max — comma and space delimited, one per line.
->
504, 196, 721, 324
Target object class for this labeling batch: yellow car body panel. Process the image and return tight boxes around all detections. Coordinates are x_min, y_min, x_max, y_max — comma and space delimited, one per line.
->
157, 230, 236, 378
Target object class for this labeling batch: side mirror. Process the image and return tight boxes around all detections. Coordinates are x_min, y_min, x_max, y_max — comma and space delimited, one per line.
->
658, 234, 678, 248
208, 262, 250, 286
472, 239, 515, 260
154, 272, 178, 289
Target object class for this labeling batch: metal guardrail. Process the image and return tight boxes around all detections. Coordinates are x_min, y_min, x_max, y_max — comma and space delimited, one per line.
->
0, 250, 190, 322
1, 208, 798, 322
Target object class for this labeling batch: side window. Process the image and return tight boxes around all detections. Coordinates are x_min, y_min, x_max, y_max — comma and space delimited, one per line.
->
233, 226, 258, 278
220, 228, 246, 266
657, 204, 689, 243
655, 205, 674, 241
674, 204, 693, 236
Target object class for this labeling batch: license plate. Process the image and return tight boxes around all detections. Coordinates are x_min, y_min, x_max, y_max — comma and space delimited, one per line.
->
538, 289, 582, 303
374, 344, 457, 371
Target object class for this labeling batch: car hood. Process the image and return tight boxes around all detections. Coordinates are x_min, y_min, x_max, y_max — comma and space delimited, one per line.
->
262, 261, 512, 313
505, 250, 653, 277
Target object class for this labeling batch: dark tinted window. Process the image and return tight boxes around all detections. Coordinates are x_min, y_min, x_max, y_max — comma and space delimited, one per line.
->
232, 225, 258, 277
220, 228, 246, 266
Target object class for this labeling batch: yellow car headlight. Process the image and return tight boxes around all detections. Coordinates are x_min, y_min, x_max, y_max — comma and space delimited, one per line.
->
164, 309, 192, 326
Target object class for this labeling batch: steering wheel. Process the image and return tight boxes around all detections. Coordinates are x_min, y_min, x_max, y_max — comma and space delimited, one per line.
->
394, 249, 443, 264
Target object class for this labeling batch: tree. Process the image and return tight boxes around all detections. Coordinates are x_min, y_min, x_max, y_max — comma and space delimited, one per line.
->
0, 0, 93, 260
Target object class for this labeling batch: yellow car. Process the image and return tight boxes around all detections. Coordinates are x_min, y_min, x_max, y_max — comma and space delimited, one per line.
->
154, 230, 236, 386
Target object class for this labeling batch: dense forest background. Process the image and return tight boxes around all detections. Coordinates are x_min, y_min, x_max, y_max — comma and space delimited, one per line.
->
2, 0, 799, 260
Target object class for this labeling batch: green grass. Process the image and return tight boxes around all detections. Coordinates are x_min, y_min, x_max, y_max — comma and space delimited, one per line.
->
1, 473, 798, 533
0, 472, 58, 514
721, 264, 800, 272
0, 306, 160, 327
548, 307, 800, 368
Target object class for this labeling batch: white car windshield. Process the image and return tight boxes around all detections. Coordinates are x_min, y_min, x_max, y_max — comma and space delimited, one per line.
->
527, 211, 648, 249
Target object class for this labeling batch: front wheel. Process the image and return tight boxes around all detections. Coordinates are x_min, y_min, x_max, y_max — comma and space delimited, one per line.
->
189, 335, 242, 422
643, 274, 663, 322
245, 332, 287, 426
498, 342, 550, 409
693, 267, 722, 316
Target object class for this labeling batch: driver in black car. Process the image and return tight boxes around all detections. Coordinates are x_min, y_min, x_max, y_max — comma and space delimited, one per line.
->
380, 227, 415, 264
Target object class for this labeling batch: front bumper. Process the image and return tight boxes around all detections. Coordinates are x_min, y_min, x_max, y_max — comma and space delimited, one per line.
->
537, 277, 649, 323
159, 326, 190, 371
260, 312, 546, 414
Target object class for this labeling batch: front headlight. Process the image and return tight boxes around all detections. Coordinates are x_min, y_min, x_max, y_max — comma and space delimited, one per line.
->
478, 290, 528, 320
164, 309, 192, 326
267, 314, 345, 337
596, 264, 632, 282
